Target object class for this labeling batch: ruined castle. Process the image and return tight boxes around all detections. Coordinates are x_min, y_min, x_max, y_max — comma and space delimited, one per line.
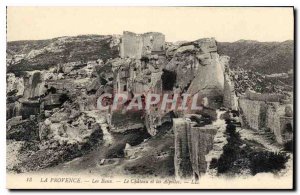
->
6, 31, 293, 178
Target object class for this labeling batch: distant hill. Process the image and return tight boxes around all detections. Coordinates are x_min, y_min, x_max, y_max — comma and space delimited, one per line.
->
7, 36, 294, 75
217, 40, 294, 74
7, 35, 119, 74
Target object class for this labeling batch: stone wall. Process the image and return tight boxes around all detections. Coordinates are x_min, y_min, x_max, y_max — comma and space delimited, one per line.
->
239, 94, 293, 145
266, 103, 293, 144
265, 103, 280, 134
120, 31, 165, 59
245, 89, 285, 102
238, 98, 267, 130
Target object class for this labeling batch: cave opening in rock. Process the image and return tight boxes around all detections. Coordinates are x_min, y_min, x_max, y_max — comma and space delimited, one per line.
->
161, 69, 176, 90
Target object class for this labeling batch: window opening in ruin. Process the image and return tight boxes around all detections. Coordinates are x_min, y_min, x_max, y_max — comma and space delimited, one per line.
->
161, 69, 176, 90
123, 85, 127, 92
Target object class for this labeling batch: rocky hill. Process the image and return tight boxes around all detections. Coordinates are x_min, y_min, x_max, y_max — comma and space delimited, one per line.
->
7, 36, 293, 75
7, 35, 120, 75
218, 40, 294, 74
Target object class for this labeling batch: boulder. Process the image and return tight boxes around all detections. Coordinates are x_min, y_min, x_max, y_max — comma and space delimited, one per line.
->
175, 45, 196, 55
7, 73, 24, 96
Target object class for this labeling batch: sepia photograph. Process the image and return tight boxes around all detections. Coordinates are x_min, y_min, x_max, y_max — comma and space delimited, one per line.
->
5, 6, 294, 189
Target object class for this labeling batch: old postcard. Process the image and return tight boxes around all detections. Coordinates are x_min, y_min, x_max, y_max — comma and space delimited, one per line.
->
6, 7, 294, 189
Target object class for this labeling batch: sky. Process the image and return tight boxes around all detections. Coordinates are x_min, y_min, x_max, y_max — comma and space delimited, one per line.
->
7, 7, 294, 42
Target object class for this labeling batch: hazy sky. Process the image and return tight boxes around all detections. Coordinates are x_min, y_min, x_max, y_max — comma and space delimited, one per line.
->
7, 7, 294, 42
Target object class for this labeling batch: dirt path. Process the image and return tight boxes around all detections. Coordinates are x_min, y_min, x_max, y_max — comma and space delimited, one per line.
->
238, 128, 282, 152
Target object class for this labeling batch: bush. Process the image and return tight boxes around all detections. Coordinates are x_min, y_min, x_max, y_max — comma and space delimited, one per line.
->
249, 151, 288, 175
284, 140, 293, 152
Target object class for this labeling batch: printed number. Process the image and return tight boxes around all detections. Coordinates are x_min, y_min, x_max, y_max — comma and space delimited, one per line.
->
26, 177, 32, 182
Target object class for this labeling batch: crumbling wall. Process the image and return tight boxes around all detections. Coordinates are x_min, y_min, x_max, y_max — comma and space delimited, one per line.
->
120, 31, 143, 59
239, 92, 293, 145
266, 103, 293, 144
120, 31, 165, 59
279, 116, 293, 144
238, 98, 267, 130
141, 32, 165, 55
245, 89, 285, 102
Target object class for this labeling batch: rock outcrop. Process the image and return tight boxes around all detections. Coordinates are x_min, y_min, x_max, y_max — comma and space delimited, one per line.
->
173, 112, 225, 180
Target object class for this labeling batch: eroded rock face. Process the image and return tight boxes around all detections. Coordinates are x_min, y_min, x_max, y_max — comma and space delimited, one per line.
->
23, 71, 47, 99
189, 125, 217, 177
173, 113, 223, 180
223, 73, 238, 110
173, 118, 193, 179
187, 50, 225, 109
109, 33, 228, 135
7, 73, 24, 96
165, 53, 198, 90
